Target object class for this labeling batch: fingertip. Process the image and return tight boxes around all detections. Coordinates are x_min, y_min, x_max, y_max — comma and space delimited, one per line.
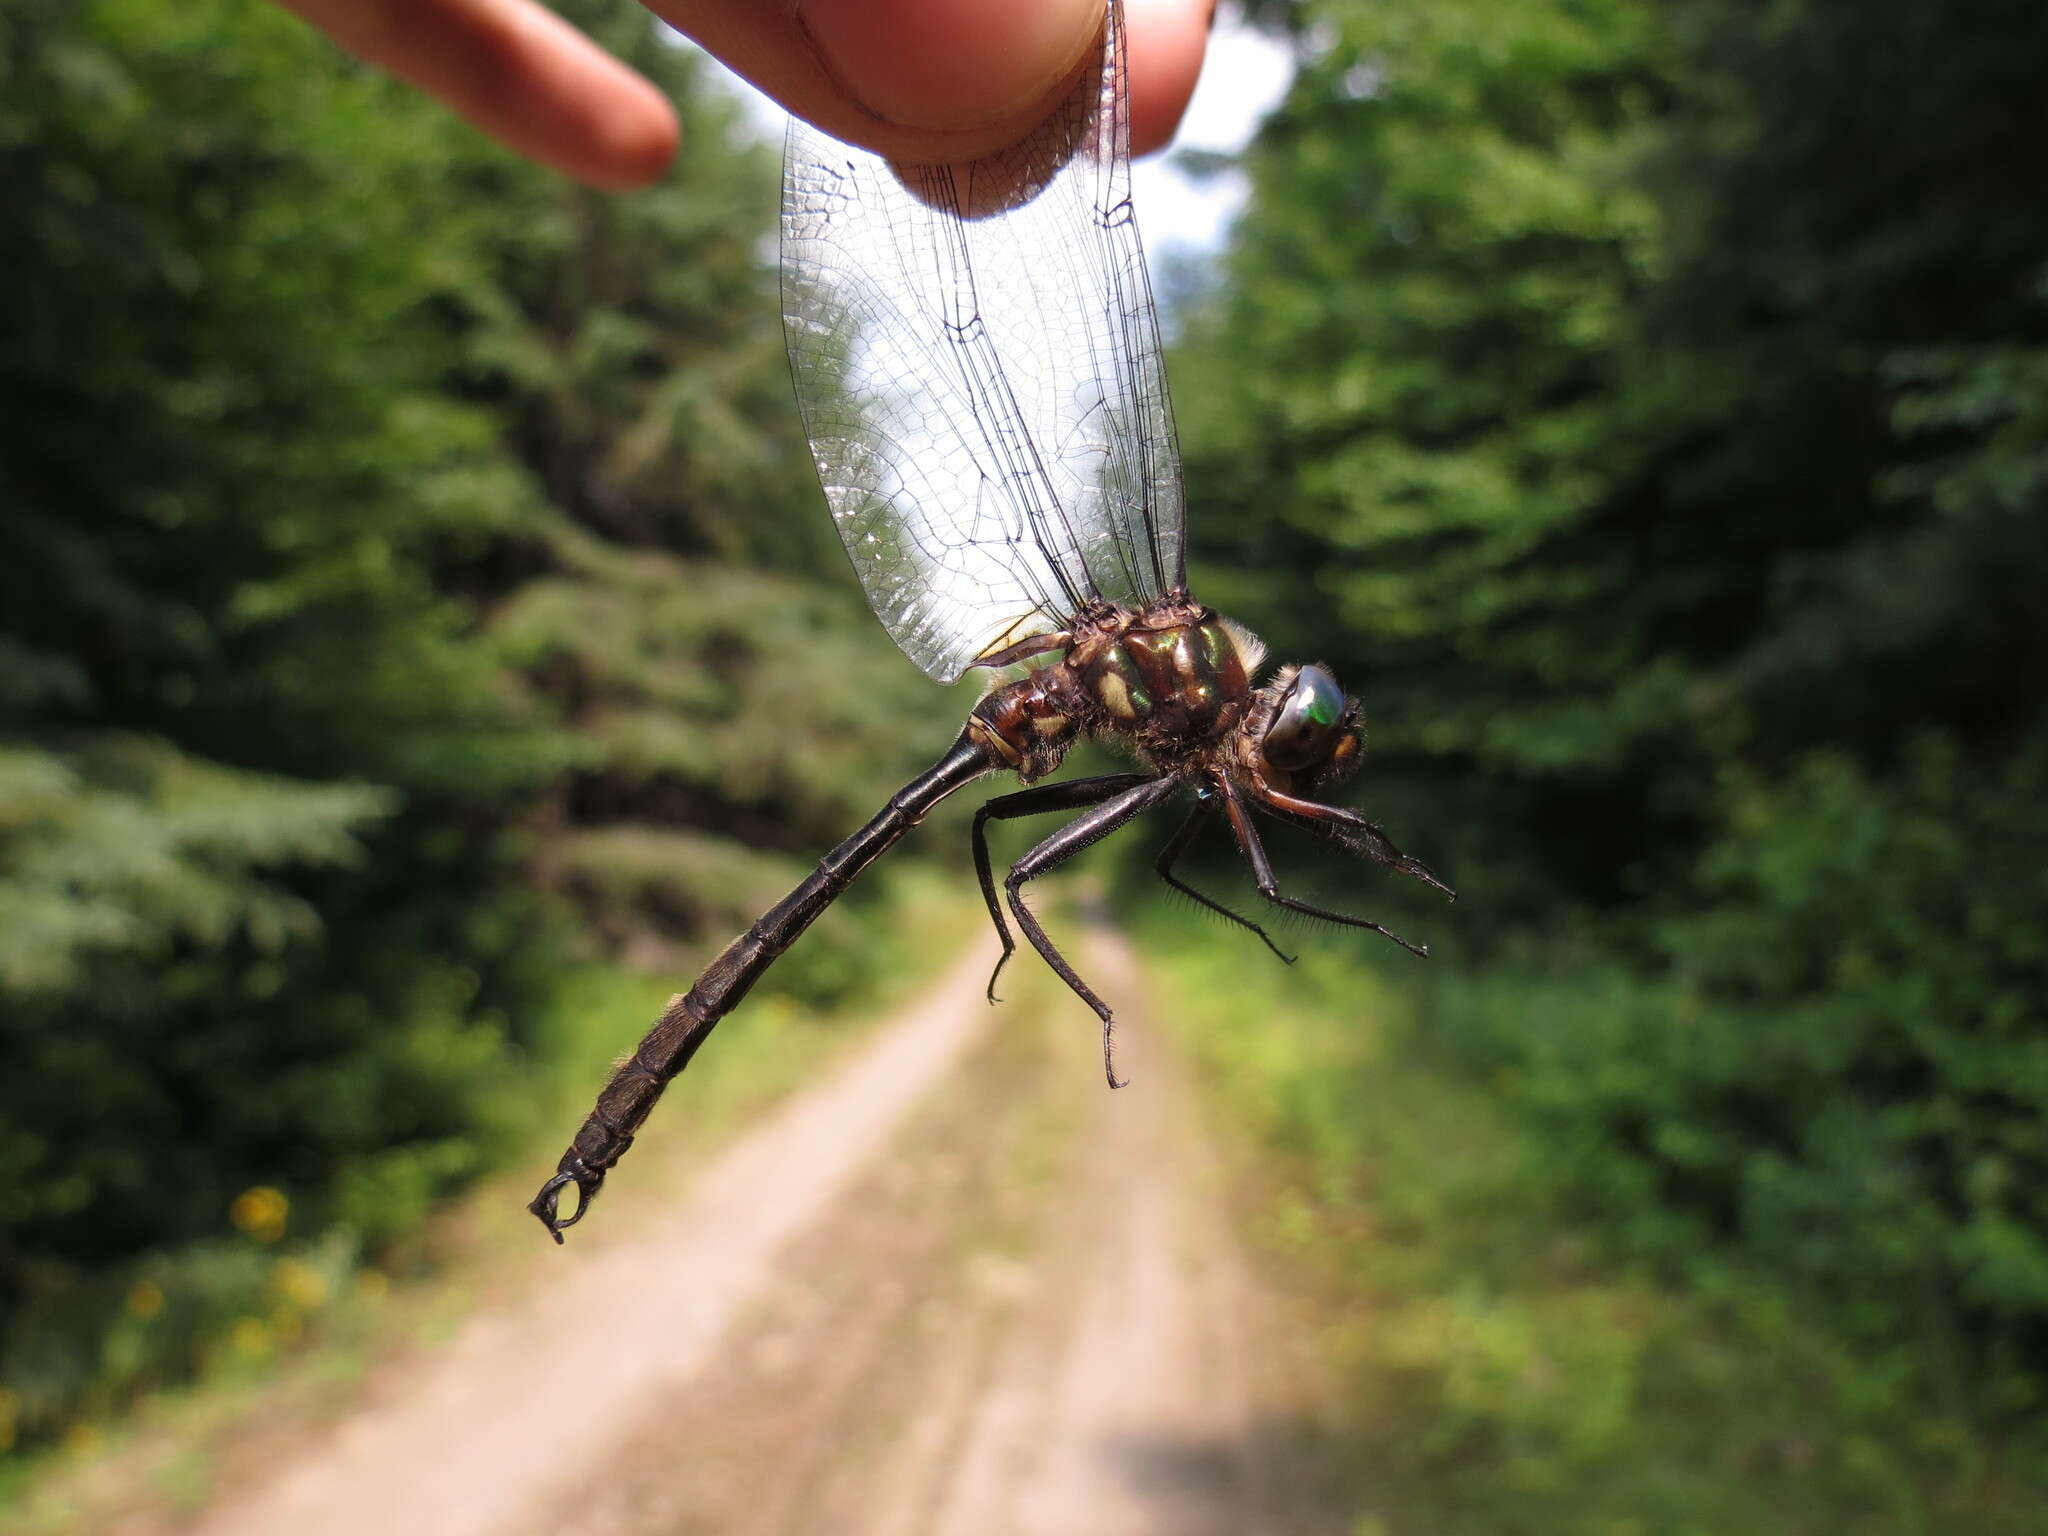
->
796, 0, 1102, 134
493, 9, 678, 189
579, 86, 681, 190
665, 0, 1212, 166
1124, 0, 1210, 156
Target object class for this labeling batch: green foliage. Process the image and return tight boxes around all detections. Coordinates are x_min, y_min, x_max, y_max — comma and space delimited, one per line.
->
1429, 741, 2048, 1388
1147, 914, 2046, 1531
1, 0, 562, 1275
1177, 0, 1676, 921
1174, 0, 2048, 1441
0, 738, 392, 994
492, 525, 953, 958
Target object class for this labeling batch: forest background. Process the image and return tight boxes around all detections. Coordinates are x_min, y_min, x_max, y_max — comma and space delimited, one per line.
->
2, 0, 2044, 1526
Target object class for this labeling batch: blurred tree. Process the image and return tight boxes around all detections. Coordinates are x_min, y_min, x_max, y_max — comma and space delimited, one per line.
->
1177, 0, 1671, 921
439, 2, 954, 957
1173, 0, 2048, 1399
0, 0, 564, 1276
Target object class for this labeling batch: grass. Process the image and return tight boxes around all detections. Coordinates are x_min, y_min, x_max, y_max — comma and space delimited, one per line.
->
1136, 903, 2045, 1536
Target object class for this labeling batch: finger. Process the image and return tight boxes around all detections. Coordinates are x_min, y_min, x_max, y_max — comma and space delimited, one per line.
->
275, 0, 679, 189
1122, 0, 1211, 157
652, 0, 1212, 164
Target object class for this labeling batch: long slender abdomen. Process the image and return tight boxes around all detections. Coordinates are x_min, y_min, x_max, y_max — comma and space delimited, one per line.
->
529, 731, 992, 1239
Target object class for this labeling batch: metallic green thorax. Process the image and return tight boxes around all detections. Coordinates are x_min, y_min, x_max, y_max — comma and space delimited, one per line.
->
1080, 618, 1245, 739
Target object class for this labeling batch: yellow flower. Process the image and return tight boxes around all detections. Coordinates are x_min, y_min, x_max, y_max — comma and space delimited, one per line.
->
229, 1186, 289, 1243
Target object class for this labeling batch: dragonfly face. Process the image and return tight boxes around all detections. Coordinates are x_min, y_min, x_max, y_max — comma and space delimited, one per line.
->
530, 0, 1451, 1242
1256, 664, 1360, 779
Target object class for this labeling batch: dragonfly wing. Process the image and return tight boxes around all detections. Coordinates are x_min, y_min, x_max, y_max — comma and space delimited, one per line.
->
781, 0, 1185, 683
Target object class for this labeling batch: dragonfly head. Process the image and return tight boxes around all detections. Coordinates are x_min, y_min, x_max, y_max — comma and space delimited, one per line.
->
1250, 663, 1363, 786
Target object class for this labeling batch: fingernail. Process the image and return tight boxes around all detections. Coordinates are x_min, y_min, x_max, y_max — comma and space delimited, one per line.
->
796, 0, 1101, 132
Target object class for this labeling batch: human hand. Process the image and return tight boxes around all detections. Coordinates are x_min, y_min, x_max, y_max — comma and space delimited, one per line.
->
272, 0, 1214, 190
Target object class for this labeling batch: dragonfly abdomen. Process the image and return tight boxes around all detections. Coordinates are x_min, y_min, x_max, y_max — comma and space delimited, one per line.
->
969, 668, 1081, 783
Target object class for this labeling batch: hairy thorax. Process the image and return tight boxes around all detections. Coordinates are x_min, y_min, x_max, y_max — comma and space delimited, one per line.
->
968, 592, 1261, 783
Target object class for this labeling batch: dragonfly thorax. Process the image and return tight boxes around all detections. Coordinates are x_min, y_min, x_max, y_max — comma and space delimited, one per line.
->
968, 592, 1279, 783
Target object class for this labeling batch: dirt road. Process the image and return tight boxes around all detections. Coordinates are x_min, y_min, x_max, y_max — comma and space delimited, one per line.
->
175, 926, 1332, 1536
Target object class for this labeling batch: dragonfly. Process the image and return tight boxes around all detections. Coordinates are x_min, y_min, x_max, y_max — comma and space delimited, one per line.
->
530, 0, 1451, 1242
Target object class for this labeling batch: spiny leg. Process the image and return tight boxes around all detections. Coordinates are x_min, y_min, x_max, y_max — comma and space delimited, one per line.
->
1258, 786, 1455, 900
1154, 804, 1295, 964
973, 774, 1151, 1002
1219, 779, 1432, 959
1004, 776, 1181, 1087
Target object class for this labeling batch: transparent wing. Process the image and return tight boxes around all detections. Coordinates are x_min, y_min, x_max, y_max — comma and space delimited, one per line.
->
780, 0, 1185, 683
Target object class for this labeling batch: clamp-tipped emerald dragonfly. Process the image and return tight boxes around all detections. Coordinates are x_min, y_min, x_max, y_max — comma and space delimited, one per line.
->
530, 0, 1451, 1242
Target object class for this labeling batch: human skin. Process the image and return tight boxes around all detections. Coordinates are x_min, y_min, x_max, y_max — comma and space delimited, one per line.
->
269, 0, 1213, 189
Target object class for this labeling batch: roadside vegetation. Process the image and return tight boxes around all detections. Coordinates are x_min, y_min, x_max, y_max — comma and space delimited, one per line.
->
1150, 915, 2043, 1532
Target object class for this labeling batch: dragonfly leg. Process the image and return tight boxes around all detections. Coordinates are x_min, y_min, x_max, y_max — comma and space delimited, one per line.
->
1154, 804, 1295, 965
970, 630, 1072, 671
1253, 786, 1455, 899
1004, 776, 1182, 1087
973, 773, 1151, 1002
1219, 780, 1432, 959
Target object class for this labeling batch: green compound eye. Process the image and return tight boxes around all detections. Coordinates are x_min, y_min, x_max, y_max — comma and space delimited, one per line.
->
1263, 665, 1348, 771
